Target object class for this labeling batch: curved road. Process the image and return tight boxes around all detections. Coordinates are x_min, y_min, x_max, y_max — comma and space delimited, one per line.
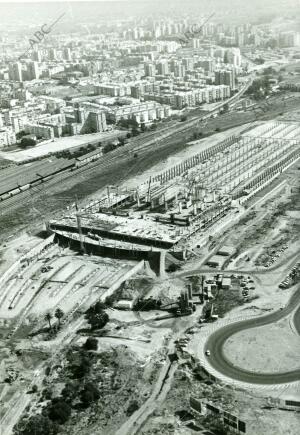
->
293, 304, 300, 335
204, 286, 300, 384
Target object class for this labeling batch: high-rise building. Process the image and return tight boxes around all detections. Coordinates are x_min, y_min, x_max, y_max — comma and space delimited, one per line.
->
27, 61, 39, 80
63, 47, 72, 61
32, 50, 42, 62
144, 63, 156, 77
183, 57, 194, 71
157, 60, 169, 76
48, 48, 57, 61
11, 115, 27, 133
8, 62, 23, 82
215, 69, 235, 91
174, 63, 186, 78
85, 110, 107, 133
197, 58, 215, 73
225, 48, 241, 67
278, 31, 300, 48
192, 38, 201, 49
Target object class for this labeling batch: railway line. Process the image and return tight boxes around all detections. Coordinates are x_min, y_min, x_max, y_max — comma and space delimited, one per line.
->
0, 77, 253, 210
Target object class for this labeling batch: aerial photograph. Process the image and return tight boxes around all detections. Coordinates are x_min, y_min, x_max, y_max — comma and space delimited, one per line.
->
0, 0, 299, 434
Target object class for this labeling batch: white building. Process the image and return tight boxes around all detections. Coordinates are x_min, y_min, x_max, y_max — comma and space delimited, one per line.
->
0, 127, 16, 148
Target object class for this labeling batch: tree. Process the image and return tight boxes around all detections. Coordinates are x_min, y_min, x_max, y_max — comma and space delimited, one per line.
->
80, 383, 100, 407
167, 263, 181, 273
67, 350, 92, 379
126, 400, 139, 416
84, 337, 98, 351
88, 312, 109, 330
20, 137, 36, 148
131, 128, 140, 136
54, 308, 64, 328
85, 301, 106, 317
61, 381, 79, 403
104, 295, 115, 307
103, 142, 116, 154
31, 384, 38, 393
48, 398, 71, 424
44, 312, 53, 332
16, 130, 27, 140
15, 415, 59, 435
42, 387, 53, 400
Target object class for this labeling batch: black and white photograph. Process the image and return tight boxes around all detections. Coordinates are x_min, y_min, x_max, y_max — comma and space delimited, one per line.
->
0, 0, 299, 434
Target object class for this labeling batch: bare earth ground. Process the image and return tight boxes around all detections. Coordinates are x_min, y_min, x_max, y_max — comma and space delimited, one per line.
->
223, 313, 300, 373
1, 105, 300, 434
139, 366, 300, 435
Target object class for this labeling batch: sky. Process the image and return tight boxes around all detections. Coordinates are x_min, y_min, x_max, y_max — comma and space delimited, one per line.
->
0, 0, 298, 24
0, 0, 132, 2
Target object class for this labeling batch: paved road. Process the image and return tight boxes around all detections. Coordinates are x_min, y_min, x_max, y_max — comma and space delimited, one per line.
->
293, 304, 300, 335
204, 286, 300, 384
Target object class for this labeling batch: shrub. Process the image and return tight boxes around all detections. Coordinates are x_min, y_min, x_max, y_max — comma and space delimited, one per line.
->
48, 398, 71, 424
15, 415, 59, 435
84, 337, 98, 351
126, 400, 139, 416
88, 312, 109, 330
20, 137, 36, 148
80, 383, 100, 407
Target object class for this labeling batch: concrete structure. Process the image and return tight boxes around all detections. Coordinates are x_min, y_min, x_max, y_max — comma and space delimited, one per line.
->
218, 245, 236, 256
103, 101, 169, 125
8, 62, 23, 82
48, 121, 300, 274
0, 128, 16, 147
221, 277, 232, 290
24, 123, 55, 140
114, 300, 134, 310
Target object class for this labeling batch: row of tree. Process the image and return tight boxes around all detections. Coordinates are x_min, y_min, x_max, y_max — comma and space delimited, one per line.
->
246, 76, 271, 100
44, 308, 64, 332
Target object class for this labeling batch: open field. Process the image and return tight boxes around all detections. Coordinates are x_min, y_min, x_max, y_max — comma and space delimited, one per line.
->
223, 313, 300, 373
0, 130, 125, 163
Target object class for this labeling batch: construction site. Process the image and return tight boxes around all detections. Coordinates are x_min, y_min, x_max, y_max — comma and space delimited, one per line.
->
0, 118, 299, 435
47, 120, 300, 274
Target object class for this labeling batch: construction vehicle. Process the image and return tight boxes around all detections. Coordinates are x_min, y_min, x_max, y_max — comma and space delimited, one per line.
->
41, 265, 53, 273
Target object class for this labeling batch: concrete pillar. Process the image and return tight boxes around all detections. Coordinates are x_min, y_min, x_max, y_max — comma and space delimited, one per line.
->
164, 195, 168, 211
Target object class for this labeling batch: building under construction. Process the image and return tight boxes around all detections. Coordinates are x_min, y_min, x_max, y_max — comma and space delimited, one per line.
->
47, 121, 300, 274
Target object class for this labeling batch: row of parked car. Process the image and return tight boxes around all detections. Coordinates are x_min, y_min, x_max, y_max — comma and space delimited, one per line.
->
279, 262, 300, 289
240, 276, 255, 301
260, 244, 288, 268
